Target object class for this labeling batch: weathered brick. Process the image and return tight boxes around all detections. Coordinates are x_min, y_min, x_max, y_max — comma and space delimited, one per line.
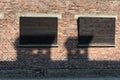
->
0, 0, 119, 69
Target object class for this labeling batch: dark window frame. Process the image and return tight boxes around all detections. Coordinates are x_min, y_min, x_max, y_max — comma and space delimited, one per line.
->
18, 17, 58, 47
77, 17, 116, 47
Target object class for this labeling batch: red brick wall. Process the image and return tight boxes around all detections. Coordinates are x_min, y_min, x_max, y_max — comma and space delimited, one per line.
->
0, 0, 120, 69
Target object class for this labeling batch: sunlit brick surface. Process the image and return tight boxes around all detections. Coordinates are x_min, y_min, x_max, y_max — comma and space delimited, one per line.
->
0, 0, 120, 69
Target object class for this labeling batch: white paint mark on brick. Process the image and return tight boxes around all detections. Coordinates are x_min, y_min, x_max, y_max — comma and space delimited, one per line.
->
0, 12, 4, 19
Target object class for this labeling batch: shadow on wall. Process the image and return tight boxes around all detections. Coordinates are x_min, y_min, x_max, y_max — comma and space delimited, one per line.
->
0, 37, 51, 69
64, 37, 120, 69
64, 36, 91, 69
0, 36, 120, 77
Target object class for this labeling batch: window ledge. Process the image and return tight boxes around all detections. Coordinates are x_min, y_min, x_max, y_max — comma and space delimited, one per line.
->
16, 13, 62, 19
74, 14, 117, 20
78, 44, 115, 48
18, 44, 58, 48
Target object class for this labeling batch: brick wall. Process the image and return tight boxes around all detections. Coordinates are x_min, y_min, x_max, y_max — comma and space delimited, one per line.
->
0, 0, 120, 69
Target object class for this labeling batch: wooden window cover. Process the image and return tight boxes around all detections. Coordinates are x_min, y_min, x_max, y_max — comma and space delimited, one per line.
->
19, 17, 58, 47
78, 17, 115, 47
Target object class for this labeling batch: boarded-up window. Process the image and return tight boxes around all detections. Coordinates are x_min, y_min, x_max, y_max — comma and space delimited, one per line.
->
78, 17, 115, 47
20, 17, 58, 47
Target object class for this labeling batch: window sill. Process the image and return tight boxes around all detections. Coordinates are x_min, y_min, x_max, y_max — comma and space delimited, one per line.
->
78, 44, 115, 48
18, 44, 58, 48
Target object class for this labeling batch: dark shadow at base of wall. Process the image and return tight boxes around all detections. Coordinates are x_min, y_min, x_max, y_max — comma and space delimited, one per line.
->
0, 37, 119, 78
